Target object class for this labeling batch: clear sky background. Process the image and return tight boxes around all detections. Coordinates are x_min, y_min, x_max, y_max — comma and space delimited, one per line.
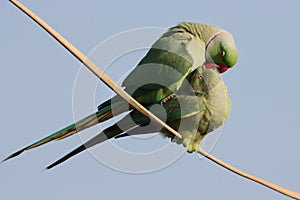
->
1, 1, 300, 199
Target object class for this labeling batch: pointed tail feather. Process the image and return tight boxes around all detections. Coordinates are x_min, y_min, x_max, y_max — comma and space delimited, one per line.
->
45, 145, 86, 170
2, 101, 129, 162
2, 112, 98, 162
45, 124, 124, 169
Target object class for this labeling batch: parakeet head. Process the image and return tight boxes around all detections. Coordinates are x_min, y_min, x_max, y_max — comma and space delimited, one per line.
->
173, 22, 238, 74
188, 66, 221, 94
205, 30, 238, 73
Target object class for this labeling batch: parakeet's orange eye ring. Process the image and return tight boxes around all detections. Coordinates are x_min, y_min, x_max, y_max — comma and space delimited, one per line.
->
220, 50, 226, 57
198, 74, 204, 80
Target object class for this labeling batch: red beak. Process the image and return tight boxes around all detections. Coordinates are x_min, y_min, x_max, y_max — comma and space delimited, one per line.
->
217, 64, 229, 73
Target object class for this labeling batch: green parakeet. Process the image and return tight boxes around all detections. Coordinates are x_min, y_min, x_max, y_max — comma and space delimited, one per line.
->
45, 68, 230, 169
2, 22, 236, 165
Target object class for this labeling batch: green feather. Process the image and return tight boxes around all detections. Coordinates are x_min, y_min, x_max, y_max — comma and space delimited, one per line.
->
2, 100, 127, 162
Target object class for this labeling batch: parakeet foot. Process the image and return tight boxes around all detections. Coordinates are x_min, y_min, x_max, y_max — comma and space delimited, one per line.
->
181, 131, 204, 153
160, 93, 176, 105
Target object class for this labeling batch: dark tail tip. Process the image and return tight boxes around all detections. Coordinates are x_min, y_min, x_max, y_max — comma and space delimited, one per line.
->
2, 149, 24, 163
45, 162, 58, 170
45, 145, 86, 170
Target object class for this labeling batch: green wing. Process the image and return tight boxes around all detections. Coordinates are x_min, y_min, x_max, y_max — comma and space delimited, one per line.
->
122, 30, 206, 94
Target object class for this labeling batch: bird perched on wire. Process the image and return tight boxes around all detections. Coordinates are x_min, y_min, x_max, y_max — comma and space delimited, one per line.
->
2, 22, 237, 169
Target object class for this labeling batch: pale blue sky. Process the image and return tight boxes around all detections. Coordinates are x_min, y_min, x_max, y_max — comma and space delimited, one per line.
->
1, 1, 300, 199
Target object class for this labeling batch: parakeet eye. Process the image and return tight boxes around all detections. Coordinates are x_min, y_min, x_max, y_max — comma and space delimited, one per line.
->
220, 50, 226, 57
198, 74, 204, 80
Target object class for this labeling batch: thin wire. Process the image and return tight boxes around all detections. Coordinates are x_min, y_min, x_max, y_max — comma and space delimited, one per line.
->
198, 149, 300, 199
